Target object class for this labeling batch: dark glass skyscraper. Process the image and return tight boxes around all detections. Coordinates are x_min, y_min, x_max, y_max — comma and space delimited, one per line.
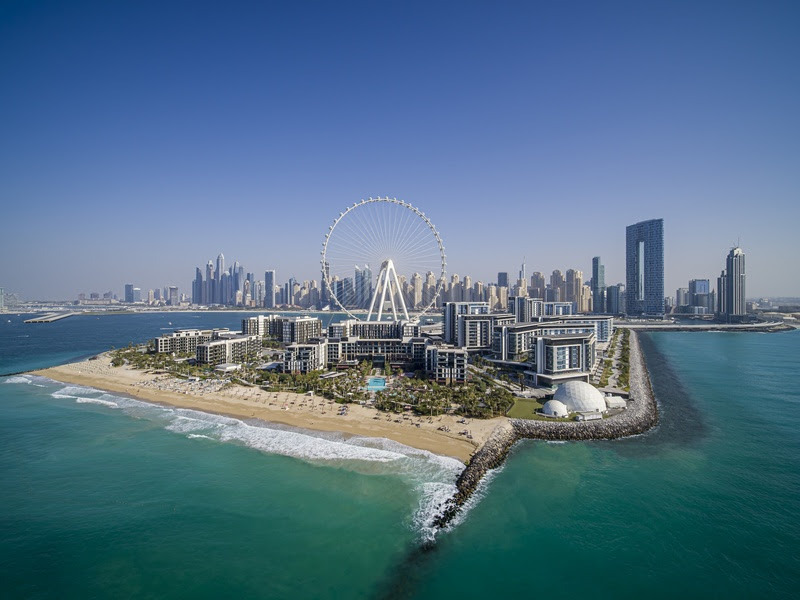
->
625, 218, 664, 316
591, 256, 605, 313
264, 270, 276, 308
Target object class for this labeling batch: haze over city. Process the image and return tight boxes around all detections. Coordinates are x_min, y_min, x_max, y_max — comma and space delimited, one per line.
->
1, 1, 798, 299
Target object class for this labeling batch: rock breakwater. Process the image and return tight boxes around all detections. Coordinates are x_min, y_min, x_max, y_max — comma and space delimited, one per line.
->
433, 330, 658, 531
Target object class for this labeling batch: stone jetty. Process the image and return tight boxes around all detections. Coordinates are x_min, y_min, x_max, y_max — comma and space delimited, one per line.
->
433, 330, 658, 531
432, 419, 517, 529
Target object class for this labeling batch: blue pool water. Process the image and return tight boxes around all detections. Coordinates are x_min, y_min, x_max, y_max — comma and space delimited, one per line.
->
365, 377, 387, 391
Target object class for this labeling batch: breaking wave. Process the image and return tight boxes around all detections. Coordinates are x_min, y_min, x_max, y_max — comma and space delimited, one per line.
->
45, 378, 466, 539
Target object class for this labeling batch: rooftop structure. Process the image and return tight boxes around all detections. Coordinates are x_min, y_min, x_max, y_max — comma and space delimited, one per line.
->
542, 399, 569, 417
553, 380, 606, 413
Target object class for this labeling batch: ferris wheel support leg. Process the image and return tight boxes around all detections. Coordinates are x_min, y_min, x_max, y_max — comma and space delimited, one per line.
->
390, 266, 410, 321
376, 267, 390, 321
387, 277, 399, 321
366, 275, 380, 321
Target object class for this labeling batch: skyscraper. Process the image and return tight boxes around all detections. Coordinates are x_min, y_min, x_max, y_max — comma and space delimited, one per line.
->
354, 264, 373, 308
215, 253, 225, 304
591, 256, 606, 313
550, 270, 565, 302
565, 269, 582, 305
625, 218, 664, 317
411, 272, 423, 308
264, 270, 276, 308
717, 247, 746, 319
192, 268, 203, 305
205, 260, 214, 305
606, 283, 625, 315
124, 284, 134, 303
497, 272, 509, 289
530, 272, 545, 299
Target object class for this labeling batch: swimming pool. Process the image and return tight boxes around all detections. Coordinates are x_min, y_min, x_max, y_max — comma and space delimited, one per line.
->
364, 377, 387, 392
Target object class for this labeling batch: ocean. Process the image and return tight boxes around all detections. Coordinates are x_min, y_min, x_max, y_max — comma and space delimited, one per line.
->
1, 313, 798, 598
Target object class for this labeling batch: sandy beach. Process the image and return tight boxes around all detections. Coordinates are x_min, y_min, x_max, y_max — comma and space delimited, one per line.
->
31, 354, 506, 462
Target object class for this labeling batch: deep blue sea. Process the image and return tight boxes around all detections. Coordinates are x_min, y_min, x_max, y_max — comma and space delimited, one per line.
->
1, 313, 799, 598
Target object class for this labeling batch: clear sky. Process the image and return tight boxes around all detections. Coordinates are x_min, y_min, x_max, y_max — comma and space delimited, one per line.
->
1, 0, 798, 300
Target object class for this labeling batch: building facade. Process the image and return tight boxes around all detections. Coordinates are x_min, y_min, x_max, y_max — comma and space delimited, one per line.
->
591, 256, 606, 313
717, 247, 746, 319
625, 218, 664, 317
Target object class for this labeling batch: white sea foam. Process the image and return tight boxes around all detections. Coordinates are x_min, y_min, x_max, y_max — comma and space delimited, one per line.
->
4, 375, 32, 384
51, 385, 105, 399
413, 480, 459, 544
76, 397, 119, 408
440, 463, 504, 534
44, 380, 466, 539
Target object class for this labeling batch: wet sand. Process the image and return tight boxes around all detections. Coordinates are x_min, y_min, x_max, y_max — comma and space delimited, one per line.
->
32, 354, 506, 463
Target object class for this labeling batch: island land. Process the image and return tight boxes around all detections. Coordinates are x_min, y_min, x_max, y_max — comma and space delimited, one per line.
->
32, 355, 504, 463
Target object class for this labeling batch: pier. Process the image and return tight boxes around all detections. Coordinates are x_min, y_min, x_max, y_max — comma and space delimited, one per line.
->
24, 312, 81, 323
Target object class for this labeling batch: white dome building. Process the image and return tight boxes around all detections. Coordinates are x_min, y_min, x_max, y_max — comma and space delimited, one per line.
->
553, 381, 606, 414
542, 400, 569, 418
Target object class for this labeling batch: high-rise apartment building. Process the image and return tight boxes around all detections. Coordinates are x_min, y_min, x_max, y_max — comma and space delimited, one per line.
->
530, 272, 545, 299
606, 283, 624, 315
625, 218, 664, 317
550, 270, 565, 302
565, 269, 582, 305
717, 247, 746, 319
591, 256, 606, 313
264, 270, 276, 308
354, 264, 373, 309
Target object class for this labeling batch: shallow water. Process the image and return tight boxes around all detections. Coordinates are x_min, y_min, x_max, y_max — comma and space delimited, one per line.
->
1, 315, 798, 598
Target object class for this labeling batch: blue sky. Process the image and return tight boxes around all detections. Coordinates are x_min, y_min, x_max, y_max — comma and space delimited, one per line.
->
1, 0, 798, 299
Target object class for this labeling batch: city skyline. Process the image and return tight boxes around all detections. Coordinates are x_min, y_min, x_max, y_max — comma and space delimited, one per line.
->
1, 2, 798, 299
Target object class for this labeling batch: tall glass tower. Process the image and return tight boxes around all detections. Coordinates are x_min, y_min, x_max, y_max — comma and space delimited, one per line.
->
591, 256, 605, 313
717, 247, 745, 318
264, 270, 276, 308
625, 218, 664, 316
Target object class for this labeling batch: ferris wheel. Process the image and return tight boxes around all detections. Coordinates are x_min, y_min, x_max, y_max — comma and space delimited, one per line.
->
321, 197, 446, 321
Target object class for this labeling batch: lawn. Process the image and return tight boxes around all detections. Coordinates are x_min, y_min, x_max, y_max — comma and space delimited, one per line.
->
506, 398, 543, 419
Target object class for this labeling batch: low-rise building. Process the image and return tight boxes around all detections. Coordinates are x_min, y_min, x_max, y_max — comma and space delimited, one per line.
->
281, 316, 322, 344
492, 320, 596, 386
539, 315, 614, 343
284, 342, 327, 374
425, 345, 468, 384
154, 328, 225, 354
456, 312, 515, 350
196, 333, 261, 366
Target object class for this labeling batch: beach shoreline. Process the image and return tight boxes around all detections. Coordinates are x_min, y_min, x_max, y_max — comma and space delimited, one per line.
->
30, 355, 504, 463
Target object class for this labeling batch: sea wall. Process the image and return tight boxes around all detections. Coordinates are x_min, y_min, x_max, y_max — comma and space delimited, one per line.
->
432, 419, 517, 530
433, 330, 658, 530
511, 330, 658, 441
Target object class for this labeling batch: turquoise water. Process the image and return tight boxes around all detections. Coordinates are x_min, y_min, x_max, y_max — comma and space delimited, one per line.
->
365, 377, 387, 392
1, 315, 799, 598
